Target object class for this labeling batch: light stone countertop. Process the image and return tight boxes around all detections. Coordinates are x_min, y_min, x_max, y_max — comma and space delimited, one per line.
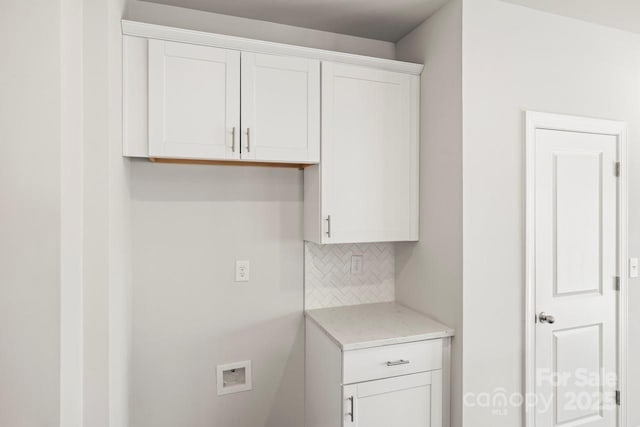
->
305, 302, 455, 351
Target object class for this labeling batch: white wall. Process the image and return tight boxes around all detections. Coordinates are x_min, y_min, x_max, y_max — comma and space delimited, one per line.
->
1, 1, 131, 426
60, 0, 85, 425
82, 0, 131, 426
107, 0, 132, 423
125, 0, 395, 59
0, 2, 62, 426
395, 2, 463, 426
83, 0, 111, 423
462, 1, 640, 425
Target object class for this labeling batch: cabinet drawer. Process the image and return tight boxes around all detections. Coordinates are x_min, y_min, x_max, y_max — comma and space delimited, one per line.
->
342, 339, 442, 384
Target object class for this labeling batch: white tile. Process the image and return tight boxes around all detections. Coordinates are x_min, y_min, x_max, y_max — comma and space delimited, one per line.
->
304, 241, 395, 309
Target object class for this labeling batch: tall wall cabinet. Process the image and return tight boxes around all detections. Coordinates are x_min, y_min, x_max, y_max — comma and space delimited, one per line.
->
123, 20, 422, 243
304, 62, 419, 244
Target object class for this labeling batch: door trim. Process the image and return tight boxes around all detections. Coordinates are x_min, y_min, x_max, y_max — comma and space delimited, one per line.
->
524, 111, 628, 427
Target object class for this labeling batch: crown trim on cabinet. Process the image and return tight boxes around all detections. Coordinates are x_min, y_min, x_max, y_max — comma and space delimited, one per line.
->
121, 20, 424, 75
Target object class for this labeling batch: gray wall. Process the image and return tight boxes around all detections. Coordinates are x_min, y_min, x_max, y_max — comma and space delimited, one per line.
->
462, 1, 640, 425
130, 163, 304, 427
125, 4, 396, 426
394, 1, 463, 427
0, 1, 62, 426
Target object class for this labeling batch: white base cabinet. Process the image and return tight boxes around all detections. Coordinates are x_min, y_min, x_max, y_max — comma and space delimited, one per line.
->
305, 320, 449, 427
343, 372, 440, 427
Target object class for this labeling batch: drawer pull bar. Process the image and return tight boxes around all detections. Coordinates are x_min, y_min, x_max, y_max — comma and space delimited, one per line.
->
347, 396, 354, 422
386, 359, 410, 366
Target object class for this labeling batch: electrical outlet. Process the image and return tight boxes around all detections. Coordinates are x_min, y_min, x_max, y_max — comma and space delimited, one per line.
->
351, 255, 363, 275
630, 258, 638, 278
235, 260, 250, 282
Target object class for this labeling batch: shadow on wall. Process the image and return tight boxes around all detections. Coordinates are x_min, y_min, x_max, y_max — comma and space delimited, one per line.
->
263, 318, 304, 427
129, 158, 302, 202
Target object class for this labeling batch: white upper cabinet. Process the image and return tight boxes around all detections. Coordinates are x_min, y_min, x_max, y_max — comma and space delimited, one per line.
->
146, 43, 319, 163
123, 22, 422, 168
304, 62, 419, 244
125, 34, 325, 164
148, 40, 240, 160
241, 52, 320, 163
124, 25, 421, 242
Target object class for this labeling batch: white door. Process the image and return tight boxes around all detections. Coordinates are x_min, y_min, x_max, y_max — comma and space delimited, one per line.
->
321, 62, 419, 243
527, 113, 624, 427
342, 372, 440, 427
148, 40, 240, 160
240, 52, 319, 163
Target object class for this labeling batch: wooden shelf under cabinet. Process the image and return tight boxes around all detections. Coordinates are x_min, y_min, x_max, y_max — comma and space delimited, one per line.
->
149, 157, 313, 169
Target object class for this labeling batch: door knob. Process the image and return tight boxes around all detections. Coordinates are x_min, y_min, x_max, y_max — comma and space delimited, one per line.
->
538, 312, 556, 324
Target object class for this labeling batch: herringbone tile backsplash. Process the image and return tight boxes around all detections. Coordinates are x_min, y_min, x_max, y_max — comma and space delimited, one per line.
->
304, 242, 395, 309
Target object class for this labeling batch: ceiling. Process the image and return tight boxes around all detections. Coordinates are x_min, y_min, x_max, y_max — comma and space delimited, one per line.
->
503, 0, 640, 35
140, 0, 449, 41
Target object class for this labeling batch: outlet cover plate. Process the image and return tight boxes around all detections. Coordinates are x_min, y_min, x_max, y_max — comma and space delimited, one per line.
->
235, 260, 250, 282
350, 255, 363, 275
217, 360, 252, 396
630, 257, 638, 278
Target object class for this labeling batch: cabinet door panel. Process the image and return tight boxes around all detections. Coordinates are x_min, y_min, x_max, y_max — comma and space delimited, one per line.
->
148, 40, 240, 160
241, 52, 320, 163
343, 372, 435, 427
321, 62, 419, 243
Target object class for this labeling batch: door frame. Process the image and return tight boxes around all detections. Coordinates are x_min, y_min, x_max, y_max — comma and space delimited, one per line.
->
524, 111, 628, 427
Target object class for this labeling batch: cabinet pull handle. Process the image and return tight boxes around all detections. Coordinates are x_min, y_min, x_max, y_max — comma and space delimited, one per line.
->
231, 127, 236, 152
347, 396, 354, 422
325, 215, 331, 238
246, 128, 251, 152
386, 359, 410, 366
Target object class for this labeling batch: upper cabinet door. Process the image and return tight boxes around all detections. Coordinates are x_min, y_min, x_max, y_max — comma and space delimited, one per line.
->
240, 52, 320, 163
318, 62, 419, 244
148, 40, 240, 160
